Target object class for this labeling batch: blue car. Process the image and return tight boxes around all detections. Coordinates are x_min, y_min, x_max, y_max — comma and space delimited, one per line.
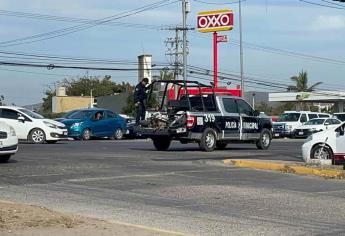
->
61, 108, 127, 140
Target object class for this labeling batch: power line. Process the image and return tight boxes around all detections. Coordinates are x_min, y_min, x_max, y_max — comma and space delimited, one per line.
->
320, 0, 345, 8
0, 0, 179, 47
299, 0, 345, 10
193, 0, 245, 5
0, 9, 166, 30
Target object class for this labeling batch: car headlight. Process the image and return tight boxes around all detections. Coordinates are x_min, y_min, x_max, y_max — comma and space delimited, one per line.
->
9, 126, 16, 136
311, 128, 317, 131
305, 135, 313, 143
44, 121, 58, 129
285, 125, 293, 131
71, 122, 82, 128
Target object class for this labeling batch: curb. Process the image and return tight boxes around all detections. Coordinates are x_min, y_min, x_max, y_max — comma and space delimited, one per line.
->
223, 159, 345, 179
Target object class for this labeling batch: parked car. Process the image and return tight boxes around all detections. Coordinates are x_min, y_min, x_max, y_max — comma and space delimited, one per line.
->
0, 106, 68, 144
302, 122, 345, 165
61, 108, 127, 140
333, 113, 345, 122
294, 118, 341, 138
0, 121, 18, 162
273, 111, 331, 138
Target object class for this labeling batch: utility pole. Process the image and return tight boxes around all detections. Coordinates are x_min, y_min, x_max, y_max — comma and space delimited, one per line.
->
182, 0, 190, 81
239, 0, 245, 97
165, 29, 183, 80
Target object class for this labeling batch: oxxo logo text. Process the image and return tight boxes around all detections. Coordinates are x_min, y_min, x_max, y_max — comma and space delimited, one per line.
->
197, 9, 234, 33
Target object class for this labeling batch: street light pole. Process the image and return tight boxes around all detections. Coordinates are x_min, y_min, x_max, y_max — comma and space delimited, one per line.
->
182, 0, 189, 82
239, 0, 245, 97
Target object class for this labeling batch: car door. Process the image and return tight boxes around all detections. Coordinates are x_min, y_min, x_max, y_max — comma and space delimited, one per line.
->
105, 111, 119, 136
90, 111, 108, 137
335, 123, 345, 161
221, 98, 240, 139
236, 99, 260, 140
0, 108, 31, 139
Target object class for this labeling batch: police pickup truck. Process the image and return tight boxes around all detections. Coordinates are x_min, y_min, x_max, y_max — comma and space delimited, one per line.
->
134, 80, 273, 152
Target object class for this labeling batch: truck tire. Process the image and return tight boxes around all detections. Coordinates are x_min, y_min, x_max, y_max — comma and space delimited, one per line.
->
216, 142, 227, 150
153, 137, 171, 151
199, 128, 217, 152
256, 128, 272, 150
0, 154, 11, 163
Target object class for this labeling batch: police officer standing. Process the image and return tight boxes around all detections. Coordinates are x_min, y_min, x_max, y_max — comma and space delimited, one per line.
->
134, 77, 149, 124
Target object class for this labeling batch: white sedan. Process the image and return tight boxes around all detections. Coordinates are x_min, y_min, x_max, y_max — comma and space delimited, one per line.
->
293, 118, 341, 138
302, 122, 345, 165
0, 121, 18, 162
0, 106, 68, 144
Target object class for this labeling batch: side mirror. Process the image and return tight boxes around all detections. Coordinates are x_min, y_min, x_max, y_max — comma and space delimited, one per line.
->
18, 116, 25, 122
325, 122, 330, 126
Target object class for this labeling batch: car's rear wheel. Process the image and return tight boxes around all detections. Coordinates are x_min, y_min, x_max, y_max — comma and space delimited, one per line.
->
0, 155, 11, 163
216, 142, 227, 150
199, 128, 217, 152
256, 128, 272, 150
153, 137, 171, 151
29, 128, 46, 144
82, 128, 91, 140
112, 128, 124, 140
311, 144, 333, 160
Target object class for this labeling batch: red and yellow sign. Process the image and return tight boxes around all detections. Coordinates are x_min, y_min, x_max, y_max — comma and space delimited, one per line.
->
197, 9, 234, 33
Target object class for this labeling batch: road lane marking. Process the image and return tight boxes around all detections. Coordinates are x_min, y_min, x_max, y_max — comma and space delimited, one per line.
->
67, 169, 224, 183
107, 219, 195, 236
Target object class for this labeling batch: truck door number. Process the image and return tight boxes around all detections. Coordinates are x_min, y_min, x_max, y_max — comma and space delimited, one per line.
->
204, 114, 215, 123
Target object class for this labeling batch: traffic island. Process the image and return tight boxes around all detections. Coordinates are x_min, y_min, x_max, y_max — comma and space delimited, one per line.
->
223, 159, 345, 179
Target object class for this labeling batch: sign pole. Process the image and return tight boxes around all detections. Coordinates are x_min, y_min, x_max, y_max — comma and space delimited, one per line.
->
213, 32, 218, 88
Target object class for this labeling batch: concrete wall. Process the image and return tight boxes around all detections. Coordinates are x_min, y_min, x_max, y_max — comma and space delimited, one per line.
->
96, 93, 128, 114
52, 96, 92, 113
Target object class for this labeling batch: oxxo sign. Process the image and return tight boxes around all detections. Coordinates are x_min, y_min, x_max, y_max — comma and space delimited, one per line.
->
197, 9, 234, 33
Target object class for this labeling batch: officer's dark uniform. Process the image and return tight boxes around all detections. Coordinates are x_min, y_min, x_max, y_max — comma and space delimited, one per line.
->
134, 82, 147, 124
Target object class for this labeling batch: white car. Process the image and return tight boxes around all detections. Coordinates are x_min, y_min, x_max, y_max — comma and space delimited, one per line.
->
273, 111, 330, 138
0, 106, 68, 144
293, 118, 341, 138
302, 122, 345, 165
0, 121, 18, 162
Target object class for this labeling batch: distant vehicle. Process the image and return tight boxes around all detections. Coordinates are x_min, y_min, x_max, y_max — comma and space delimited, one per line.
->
294, 118, 341, 138
0, 121, 18, 162
273, 111, 331, 138
333, 113, 345, 122
302, 122, 345, 165
61, 108, 127, 140
0, 106, 68, 144
55, 109, 80, 122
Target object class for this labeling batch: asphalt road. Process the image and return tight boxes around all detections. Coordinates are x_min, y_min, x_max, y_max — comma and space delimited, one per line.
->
1, 139, 345, 235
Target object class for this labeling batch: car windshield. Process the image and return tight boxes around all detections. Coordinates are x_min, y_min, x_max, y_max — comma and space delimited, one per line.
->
69, 110, 95, 119
277, 113, 300, 122
18, 109, 44, 119
304, 119, 325, 125
334, 114, 345, 121
63, 110, 79, 118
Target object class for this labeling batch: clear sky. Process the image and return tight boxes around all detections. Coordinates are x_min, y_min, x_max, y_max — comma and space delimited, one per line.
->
0, 0, 345, 105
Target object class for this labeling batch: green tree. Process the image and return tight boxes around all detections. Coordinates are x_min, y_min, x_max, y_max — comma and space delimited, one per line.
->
41, 75, 132, 115
288, 70, 322, 92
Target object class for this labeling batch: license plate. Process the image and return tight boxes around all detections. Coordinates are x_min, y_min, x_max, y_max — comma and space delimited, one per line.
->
299, 132, 304, 135
176, 128, 186, 133
0, 141, 2, 148
63, 131, 68, 135
126, 130, 130, 134
274, 133, 279, 137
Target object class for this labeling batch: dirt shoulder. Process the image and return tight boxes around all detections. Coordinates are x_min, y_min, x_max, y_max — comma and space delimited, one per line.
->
0, 201, 190, 236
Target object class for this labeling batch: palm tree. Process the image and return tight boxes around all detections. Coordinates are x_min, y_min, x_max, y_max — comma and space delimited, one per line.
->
288, 70, 322, 110
288, 70, 322, 92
